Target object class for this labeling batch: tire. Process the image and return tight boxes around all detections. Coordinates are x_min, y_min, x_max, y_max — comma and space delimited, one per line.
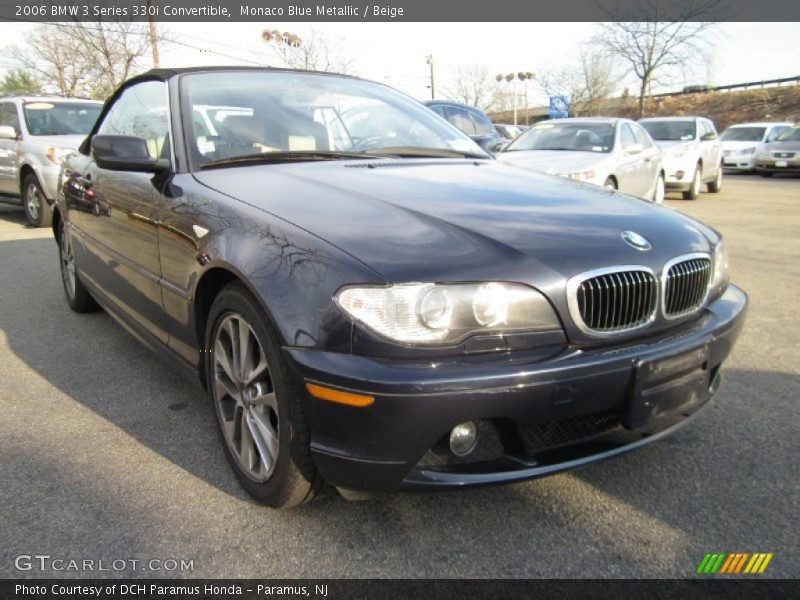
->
57, 219, 98, 313
760, 172, 774, 178
603, 177, 617, 190
23, 174, 52, 228
205, 282, 322, 508
682, 165, 702, 200
707, 165, 723, 193
652, 172, 665, 204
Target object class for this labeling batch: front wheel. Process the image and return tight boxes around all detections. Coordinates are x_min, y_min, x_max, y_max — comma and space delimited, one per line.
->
682, 166, 702, 200
58, 219, 98, 313
206, 283, 322, 508
23, 174, 52, 228
707, 165, 723, 193
652, 173, 665, 203
603, 177, 617, 190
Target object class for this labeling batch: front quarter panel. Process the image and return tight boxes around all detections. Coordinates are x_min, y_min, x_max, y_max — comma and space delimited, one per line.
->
157, 174, 385, 368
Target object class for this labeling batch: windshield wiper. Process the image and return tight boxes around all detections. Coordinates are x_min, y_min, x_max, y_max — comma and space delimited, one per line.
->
199, 151, 381, 170
360, 146, 488, 159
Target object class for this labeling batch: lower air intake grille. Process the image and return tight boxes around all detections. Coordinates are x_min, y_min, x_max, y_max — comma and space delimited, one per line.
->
664, 256, 712, 317
575, 269, 657, 333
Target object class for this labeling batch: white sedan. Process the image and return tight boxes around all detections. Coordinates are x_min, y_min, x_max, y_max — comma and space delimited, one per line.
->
496, 117, 665, 202
721, 122, 793, 172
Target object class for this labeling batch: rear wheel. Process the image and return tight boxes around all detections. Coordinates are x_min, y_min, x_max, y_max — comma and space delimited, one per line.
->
682, 166, 702, 200
707, 165, 723, 193
206, 283, 322, 508
58, 219, 98, 312
23, 174, 52, 228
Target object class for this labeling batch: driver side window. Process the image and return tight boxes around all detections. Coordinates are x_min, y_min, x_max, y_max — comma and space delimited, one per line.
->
620, 123, 637, 149
97, 81, 170, 160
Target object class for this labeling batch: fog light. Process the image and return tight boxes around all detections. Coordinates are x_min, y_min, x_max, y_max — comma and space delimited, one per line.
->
449, 421, 478, 457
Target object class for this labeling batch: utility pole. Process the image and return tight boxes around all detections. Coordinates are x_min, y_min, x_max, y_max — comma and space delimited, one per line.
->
146, 0, 159, 68
426, 55, 435, 99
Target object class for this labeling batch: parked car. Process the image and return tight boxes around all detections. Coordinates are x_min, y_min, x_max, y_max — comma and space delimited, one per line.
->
0, 96, 103, 226
721, 122, 793, 172
423, 100, 504, 152
755, 124, 800, 176
55, 67, 746, 508
494, 123, 524, 140
496, 117, 665, 202
639, 116, 723, 200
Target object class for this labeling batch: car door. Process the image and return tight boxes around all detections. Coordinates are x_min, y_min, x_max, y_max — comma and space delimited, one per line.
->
631, 123, 660, 195
0, 102, 22, 195
78, 80, 171, 344
616, 122, 646, 195
698, 119, 720, 178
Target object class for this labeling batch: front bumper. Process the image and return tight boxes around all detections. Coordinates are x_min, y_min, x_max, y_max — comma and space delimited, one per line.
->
755, 157, 800, 174
663, 158, 697, 190
723, 154, 756, 171
286, 285, 747, 493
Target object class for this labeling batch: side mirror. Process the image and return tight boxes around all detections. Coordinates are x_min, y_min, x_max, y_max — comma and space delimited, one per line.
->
490, 140, 510, 154
625, 143, 643, 155
0, 125, 18, 140
91, 135, 170, 173
701, 132, 718, 141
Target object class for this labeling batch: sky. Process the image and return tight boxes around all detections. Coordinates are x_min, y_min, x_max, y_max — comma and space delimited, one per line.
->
1, 21, 799, 105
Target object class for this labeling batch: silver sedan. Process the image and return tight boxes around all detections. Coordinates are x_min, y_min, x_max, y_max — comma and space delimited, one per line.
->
496, 117, 665, 202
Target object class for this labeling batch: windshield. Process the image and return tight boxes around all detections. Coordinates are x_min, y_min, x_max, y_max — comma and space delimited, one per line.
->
721, 127, 766, 142
640, 120, 695, 141
182, 71, 489, 167
23, 102, 101, 136
776, 127, 800, 142
505, 121, 614, 153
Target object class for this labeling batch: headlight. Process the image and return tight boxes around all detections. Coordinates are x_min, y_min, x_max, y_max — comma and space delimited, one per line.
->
335, 282, 561, 345
740, 147, 757, 155
669, 148, 689, 160
45, 147, 74, 165
711, 240, 730, 294
559, 170, 596, 182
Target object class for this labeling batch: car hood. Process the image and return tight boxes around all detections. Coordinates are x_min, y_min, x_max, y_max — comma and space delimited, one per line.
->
26, 134, 86, 150
765, 141, 800, 152
496, 150, 607, 174
722, 140, 761, 151
656, 140, 696, 154
194, 159, 712, 283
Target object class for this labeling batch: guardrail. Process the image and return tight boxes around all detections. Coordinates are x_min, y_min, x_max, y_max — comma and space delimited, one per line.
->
653, 75, 800, 98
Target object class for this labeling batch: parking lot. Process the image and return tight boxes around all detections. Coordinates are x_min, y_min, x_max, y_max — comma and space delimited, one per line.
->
0, 174, 797, 578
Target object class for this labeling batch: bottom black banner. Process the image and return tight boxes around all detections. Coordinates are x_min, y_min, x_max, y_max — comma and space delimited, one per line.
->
2, 579, 797, 600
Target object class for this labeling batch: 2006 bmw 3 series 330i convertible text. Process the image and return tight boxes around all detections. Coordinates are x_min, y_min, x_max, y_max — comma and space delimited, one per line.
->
54, 68, 747, 507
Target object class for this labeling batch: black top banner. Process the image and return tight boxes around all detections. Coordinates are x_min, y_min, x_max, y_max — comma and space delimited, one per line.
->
2, 0, 800, 22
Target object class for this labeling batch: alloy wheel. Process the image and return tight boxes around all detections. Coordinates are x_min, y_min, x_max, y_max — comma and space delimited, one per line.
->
212, 313, 279, 482
60, 227, 77, 300
25, 183, 41, 222
692, 169, 701, 197
654, 175, 665, 203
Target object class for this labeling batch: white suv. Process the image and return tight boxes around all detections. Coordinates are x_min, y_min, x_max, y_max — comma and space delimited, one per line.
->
0, 96, 102, 226
639, 116, 723, 200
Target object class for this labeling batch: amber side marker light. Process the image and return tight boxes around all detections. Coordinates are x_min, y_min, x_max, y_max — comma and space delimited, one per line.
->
305, 383, 375, 408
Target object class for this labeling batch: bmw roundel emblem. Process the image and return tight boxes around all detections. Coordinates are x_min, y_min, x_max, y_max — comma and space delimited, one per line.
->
621, 230, 652, 251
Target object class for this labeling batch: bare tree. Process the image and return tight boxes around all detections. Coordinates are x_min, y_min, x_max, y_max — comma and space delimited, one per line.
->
595, 0, 723, 117
537, 49, 620, 116
7, 27, 89, 97
443, 65, 498, 111
6, 22, 170, 99
264, 28, 358, 75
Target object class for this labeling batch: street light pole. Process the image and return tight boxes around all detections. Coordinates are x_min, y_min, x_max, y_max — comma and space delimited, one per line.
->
426, 55, 435, 99
496, 71, 534, 126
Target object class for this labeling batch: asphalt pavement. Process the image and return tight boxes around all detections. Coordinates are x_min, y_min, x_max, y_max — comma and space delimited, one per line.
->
0, 174, 798, 578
